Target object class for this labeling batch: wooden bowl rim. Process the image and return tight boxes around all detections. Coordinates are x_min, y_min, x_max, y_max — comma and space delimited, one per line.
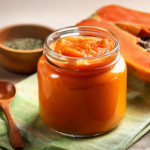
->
0, 23, 55, 53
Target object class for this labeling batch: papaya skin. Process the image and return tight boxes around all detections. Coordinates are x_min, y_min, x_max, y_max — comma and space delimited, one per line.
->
96, 5, 150, 26
76, 6, 150, 84
127, 63, 150, 86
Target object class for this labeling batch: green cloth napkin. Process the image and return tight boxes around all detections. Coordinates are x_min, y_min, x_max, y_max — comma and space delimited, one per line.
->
0, 73, 150, 150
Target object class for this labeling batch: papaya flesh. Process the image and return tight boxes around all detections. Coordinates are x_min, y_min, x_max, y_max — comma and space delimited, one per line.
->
76, 5, 150, 85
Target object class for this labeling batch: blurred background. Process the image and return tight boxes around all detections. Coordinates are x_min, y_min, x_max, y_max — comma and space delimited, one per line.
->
1, 0, 150, 83
0, 0, 150, 29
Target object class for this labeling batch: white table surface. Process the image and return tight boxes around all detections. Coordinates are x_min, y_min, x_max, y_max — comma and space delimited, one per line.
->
0, 0, 150, 149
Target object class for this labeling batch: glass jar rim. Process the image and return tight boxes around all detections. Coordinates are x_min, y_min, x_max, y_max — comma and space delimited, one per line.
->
44, 26, 119, 60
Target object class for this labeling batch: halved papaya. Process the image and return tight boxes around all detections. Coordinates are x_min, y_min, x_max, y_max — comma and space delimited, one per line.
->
76, 5, 150, 85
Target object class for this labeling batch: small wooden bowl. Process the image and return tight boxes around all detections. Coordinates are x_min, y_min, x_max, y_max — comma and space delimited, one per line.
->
0, 24, 54, 74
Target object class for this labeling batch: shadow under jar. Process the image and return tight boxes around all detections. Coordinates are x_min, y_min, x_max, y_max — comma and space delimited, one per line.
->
37, 26, 127, 137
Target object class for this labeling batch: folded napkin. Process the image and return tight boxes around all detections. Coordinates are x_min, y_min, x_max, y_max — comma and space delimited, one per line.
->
0, 73, 150, 150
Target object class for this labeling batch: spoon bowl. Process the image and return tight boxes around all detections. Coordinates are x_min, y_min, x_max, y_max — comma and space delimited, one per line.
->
0, 81, 24, 149
0, 81, 16, 99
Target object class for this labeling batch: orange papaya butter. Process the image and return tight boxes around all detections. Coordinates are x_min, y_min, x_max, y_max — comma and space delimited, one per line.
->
37, 26, 127, 137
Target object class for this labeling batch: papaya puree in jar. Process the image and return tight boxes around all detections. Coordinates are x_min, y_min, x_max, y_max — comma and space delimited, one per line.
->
37, 26, 127, 137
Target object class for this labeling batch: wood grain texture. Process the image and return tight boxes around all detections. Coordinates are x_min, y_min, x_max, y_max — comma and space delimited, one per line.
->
0, 24, 54, 74
0, 81, 24, 149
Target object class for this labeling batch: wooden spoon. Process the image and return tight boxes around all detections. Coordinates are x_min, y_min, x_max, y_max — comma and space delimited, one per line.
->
0, 81, 24, 149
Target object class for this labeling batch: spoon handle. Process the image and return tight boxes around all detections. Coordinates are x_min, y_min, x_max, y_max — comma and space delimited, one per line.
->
1, 103, 25, 149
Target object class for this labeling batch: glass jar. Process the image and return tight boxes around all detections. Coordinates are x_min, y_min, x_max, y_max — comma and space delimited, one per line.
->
37, 26, 127, 137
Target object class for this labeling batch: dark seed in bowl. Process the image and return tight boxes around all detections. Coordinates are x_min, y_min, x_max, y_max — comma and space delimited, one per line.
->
137, 37, 150, 52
